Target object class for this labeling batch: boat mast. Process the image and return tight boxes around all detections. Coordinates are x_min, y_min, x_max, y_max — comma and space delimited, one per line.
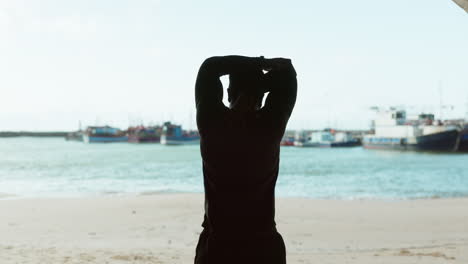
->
465, 94, 468, 122
439, 81, 443, 121
437, 81, 454, 121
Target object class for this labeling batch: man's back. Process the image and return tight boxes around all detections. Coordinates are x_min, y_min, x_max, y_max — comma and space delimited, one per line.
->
194, 55, 297, 264
199, 106, 284, 232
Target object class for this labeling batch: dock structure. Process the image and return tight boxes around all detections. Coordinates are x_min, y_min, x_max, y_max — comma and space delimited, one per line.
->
0, 131, 68, 137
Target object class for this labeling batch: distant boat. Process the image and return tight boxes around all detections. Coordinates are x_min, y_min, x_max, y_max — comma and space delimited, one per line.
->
65, 131, 83, 141
82, 126, 128, 143
128, 126, 162, 143
160, 122, 200, 145
294, 129, 361, 148
363, 109, 459, 152
280, 135, 295, 146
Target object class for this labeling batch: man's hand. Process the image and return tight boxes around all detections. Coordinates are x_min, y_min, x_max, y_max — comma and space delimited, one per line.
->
260, 57, 296, 93
262, 58, 292, 72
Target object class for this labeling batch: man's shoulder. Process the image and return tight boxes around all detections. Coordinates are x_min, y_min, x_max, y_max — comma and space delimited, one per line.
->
196, 103, 228, 116
196, 104, 228, 130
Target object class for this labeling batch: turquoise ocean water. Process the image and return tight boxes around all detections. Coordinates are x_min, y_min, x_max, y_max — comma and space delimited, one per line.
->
0, 137, 467, 199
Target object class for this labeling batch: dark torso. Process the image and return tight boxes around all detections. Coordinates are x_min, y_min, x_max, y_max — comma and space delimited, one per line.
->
194, 56, 296, 264
198, 107, 285, 234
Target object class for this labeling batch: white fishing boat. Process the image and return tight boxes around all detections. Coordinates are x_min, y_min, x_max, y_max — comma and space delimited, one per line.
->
363, 108, 459, 151
294, 129, 360, 147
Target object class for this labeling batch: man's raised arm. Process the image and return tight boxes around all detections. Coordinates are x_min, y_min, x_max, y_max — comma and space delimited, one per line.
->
263, 59, 297, 123
194, 55, 264, 110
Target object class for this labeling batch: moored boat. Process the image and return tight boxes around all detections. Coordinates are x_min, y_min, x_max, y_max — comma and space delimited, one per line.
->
83, 126, 128, 143
65, 131, 84, 141
127, 125, 162, 143
363, 109, 459, 152
160, 122, 200, 145
294, 129, 361, 148
280, 135, 295, 146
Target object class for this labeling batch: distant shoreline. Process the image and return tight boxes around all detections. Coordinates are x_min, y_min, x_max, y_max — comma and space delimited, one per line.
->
0, 131, 68, 137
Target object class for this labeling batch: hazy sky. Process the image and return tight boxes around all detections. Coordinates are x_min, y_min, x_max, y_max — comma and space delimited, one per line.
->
1, 0, 467, 131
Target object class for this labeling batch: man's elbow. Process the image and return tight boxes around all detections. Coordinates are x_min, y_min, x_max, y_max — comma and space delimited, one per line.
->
200, 56, 222, 71
285, 63, 297, 77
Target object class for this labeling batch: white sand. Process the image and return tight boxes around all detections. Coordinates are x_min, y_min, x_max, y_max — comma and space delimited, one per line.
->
1, 194, 467, 263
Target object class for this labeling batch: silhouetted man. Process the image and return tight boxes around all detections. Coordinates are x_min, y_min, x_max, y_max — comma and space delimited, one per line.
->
194, 55, 297, 264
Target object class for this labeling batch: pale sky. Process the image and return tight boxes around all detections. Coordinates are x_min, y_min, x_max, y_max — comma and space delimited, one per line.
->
0, 0, 467, 131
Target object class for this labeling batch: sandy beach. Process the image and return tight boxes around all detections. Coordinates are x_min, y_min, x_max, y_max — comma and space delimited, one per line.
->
1, 194, 467, 264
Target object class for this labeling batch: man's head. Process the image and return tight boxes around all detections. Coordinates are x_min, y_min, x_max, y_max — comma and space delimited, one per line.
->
227, 69, 265, 111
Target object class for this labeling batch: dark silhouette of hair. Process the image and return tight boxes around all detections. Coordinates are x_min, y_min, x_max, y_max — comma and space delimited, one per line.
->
227, 69, 265, 103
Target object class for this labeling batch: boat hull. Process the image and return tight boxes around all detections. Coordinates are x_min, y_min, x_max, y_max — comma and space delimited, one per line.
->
330, 140, 362, 147
128, 135, 160, 143
294, 140, 361, 148
160, 136, 200, 145
363, 130, 459, 151
83, 135, 128, 143
457, 129, 468, 152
